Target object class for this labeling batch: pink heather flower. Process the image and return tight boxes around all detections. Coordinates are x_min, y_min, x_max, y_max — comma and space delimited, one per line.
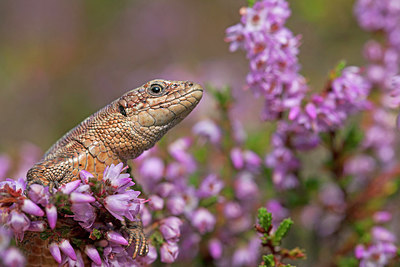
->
231, 148, 244, 169
70, 192, 96, 203
139, 157, 165, 182
234, 172, 259, 200
8, 210, 30, 239
71, 203, 96, 230
49, 242, 62, 263
103, 163, 134, 192
373, 211, 392, 223
160, 242, 179, 263
197, 174, 224, 198
168, 138, 196, 172
59, 239, 77, 261
27, 184, 49, 206
45, 204, 57, 229
208, 238, 223, 259
140, 206, 152, 227
224, 201, 243, 219
85, 245, 102, 265
27, 221, 46, 232
104, 190, 141, 221
148, 194, 164, 211
159, 217, 183, 242
21, 199, 44, 217
192, 119, 222, 144
191, 208, 216, 234
372, 226, 397, 243
166, 195, 185, 215
3, 247, 25, 267
106, 231, 129, 246
58, 180, 81, 194
79, 170, 94, 184
156, 182, 175, 198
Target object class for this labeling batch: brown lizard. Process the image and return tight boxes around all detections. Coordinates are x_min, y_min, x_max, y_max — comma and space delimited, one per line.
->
22, 79, 203, 266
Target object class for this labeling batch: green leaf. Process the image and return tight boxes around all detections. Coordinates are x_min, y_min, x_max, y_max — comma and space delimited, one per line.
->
71, 238, 82, 248
342, 124, 364, 153
258, 207, 272, 231
40, 231, 51, 240
262, 254, 275, 267
151, 231, 164, 246
273, 218, 293, 245
92, 228, 102, 240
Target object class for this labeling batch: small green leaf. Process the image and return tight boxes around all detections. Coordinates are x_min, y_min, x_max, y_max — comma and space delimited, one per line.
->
40, 231, 51, 240
92, 228, 102, 239
71, 238, 82, 248
258, 207, 272, 231
248, 0, 256, 7
273, 218, 293, 245
151, 231, 164, 246
262, 254, 275, 267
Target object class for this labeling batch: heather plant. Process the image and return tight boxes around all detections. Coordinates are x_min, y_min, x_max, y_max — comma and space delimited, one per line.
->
1, 0, 400, 266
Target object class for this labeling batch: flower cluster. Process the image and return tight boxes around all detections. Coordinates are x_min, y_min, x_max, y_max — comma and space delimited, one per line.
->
0, 226, 25, 267
355, 213, 397, 267
0, 163, 148, 266
225, 0, 307, 120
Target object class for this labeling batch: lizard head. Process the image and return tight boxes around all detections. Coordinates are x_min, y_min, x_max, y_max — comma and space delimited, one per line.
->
111, 79, 203, 158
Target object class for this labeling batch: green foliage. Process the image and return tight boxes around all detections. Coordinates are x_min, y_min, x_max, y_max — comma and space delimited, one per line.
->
40, 231, 51, 240
248, 0, 257, 8
206, 84, 233, 111
273, 218, 293, 245
260, 254, 275, 267
258, 207, 272, 231
331, 60, 347, 80
151, 231, 164, 246
337, 256, 358, 267
342, 124, 364, 153
92, 228, 102, 240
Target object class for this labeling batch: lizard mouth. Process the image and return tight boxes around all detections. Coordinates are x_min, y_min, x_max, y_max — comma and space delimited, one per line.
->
135, 82, 203, 128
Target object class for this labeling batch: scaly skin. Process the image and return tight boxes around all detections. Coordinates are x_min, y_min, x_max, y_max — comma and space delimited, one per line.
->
22, 79, 203, 266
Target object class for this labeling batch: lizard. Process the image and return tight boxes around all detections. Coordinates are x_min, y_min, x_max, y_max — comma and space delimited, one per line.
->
22, 79, 203, 266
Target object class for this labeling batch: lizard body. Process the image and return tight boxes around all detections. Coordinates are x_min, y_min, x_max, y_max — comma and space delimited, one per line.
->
22, 79, 203, 266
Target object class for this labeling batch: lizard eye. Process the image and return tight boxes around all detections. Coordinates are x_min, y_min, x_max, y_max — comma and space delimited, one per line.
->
118, 104, 127, 116
148, 84, 165, 96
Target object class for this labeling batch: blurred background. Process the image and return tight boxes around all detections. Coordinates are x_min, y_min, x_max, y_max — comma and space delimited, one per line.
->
0, 0, 367, 155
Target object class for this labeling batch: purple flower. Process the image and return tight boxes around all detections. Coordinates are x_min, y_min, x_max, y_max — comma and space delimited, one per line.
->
168, 138, 196, 172
59, 239, 77, 261
373, 211, 392, 223
21, 199, 44, 217
70, 192, 96, 203
27, 221, 46, 232
139, 157, 164, 182
85, 245, 102, 265
226, 0, 307, 120
45, 204, 57, 229
372, 226, 397, 243
148, 194, 164, 211
224, 201, 243, 219
104, 190, 141, 221
197, 174, 224, 198
234, 172, 259, 200
230, 148, 244, 169
166, 195, 185, 215
159, 217, 183, 242
79, 170, 94, 184
49, 242, 62, 263
71, 203, 96, 230
192, 119, 222, 144
27, 184, 50, 206
106, 231, 129, 246
58, 180, 81, 194
103, 163, 134, 192
3, 247, 25, 267
7, 210, 30, 240
208, 238, 223, 259
191, 208, 216, 234
160, 242, 179, 263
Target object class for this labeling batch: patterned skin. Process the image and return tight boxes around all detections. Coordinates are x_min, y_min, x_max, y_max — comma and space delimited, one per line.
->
23, 79, 203, 266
